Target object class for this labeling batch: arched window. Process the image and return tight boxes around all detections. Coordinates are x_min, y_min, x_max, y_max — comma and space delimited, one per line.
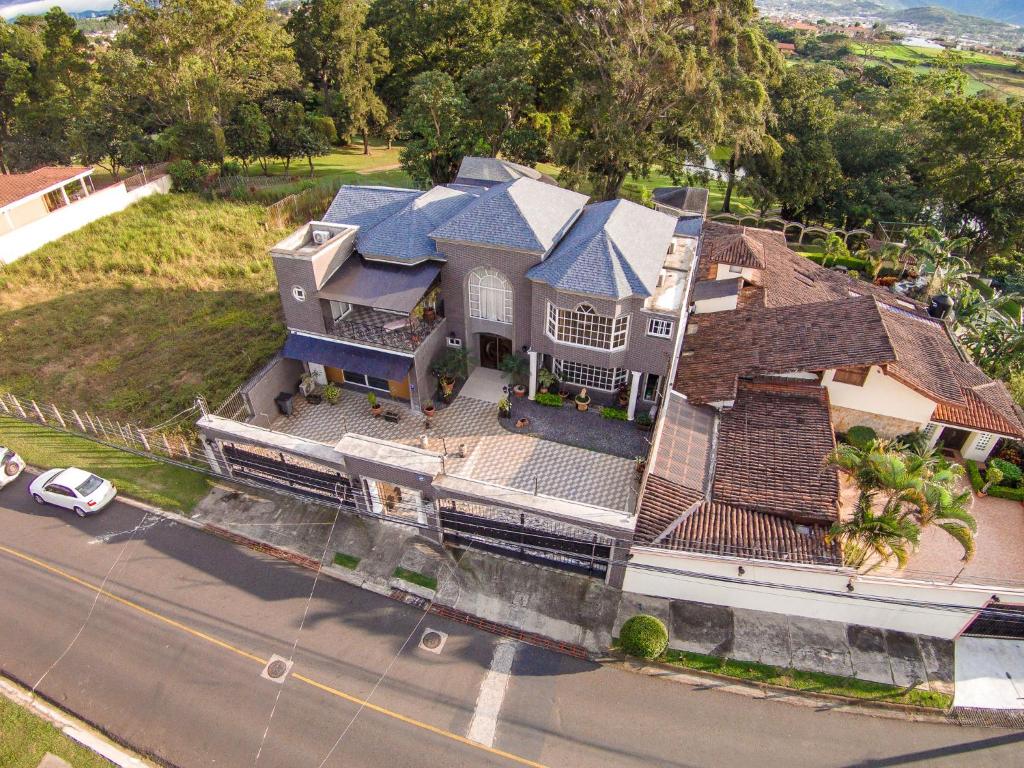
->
468, 268, 513, 324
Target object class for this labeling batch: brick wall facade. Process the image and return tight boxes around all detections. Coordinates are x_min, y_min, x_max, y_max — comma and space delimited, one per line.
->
241, 355, 304, 421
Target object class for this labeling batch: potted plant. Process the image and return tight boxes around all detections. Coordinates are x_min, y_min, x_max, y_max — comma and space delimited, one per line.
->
299, 372, 318, 397
635, 412, 653, 431
634, 456, 647, 476
616, 383, 630, 407
575, 387, 591, 412
423, 401, 436, 418
430, 347, 469, 403
980, 464, 1003, 496
536, 368, 557, 395
499, 352, 529, 397
558, 387, 571, 401
497, 396, 511, 419
323, 383, 341, 405
368, 391, 382, 416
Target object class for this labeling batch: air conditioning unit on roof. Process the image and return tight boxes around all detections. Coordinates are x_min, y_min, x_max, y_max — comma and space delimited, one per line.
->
312, 229, 331, 245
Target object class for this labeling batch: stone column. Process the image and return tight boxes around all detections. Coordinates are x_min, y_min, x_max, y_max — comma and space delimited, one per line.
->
627, 370, 642, 421
528, 349, 538, 400
60, 185, 70, 206
80, 178, 90, 198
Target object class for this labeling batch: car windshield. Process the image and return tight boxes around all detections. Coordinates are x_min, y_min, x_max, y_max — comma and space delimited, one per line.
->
76, 475, 104, 496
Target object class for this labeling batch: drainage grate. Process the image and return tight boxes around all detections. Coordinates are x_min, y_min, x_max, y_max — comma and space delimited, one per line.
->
419, 629, 448, 654
260, 654, 294, 684
948, 707, 1024, 728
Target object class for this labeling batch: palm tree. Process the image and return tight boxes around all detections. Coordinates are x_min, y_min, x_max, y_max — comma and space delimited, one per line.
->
827, 441, 977, 569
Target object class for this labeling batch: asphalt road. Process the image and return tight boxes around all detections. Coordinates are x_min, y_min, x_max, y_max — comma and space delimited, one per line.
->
1, 469, 1023, 768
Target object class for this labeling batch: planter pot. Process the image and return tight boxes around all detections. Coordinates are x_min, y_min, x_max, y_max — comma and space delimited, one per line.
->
513, 385, 527, 398
559, 390, 570, 400
515, 417, 530, 429
423, 405, 436, 418
539, 386, 549, 395
423, 307, 436, 323
618, 396, 628, 407
575, 400, 590, 412
370, 405, 383, 417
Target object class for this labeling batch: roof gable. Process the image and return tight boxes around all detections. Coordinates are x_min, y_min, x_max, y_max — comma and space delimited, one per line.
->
322, 186, 420, 230
429, 178, 589, 254
356, 185, 478, 263
526, 199, 676, 298
455, 156, 551, 186
0, 166, 91, 209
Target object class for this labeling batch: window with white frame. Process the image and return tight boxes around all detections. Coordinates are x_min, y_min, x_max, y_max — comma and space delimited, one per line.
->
973, 432, 994, 453
553, 359, 628, 391
647, 317, 673, 338
292, 285, 306, 302
546, 302, 629, 350
468, 267, 512, 323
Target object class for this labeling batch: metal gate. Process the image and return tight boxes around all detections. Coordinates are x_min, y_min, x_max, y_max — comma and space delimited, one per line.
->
222, 443, 354, 506
962, 603, 1024, 640
439, 506, 610, 578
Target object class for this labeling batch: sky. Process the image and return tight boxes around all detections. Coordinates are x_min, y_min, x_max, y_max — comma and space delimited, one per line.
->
0, 0, 115, 20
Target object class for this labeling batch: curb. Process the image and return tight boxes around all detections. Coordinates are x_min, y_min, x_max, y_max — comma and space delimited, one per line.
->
0, 675, 156, 768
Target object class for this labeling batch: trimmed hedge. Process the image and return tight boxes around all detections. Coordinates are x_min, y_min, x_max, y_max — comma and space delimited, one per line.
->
600, 406, 629, 420
535, 392, 563, 407
845, 425, 877, 450
619, 614, 669, 659
991, 457, 1022, 487
966, 459, 1024, 500
966, 459, 984, 491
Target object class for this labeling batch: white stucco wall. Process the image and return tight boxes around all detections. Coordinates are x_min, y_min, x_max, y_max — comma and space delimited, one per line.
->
961, 431, 999, 462
714, 263, 758, 282
823, 366, 936, 427
0, 175, 171, 265
693, 294, 738, 314
623, 548, 1022, 639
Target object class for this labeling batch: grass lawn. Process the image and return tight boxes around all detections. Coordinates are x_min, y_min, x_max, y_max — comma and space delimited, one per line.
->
0, 193, 289, 425
392, 566, 437, 591
656, 647, 951, 709
0, 693, 118, 768
0, 416, 210, 513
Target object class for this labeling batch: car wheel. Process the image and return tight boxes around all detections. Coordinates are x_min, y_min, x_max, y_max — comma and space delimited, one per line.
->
32, 493, 45, 505
73, 506, 88, 518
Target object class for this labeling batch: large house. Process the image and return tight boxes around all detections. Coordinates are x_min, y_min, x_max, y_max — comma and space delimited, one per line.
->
631, 221, 1024, 566
269, 157, 696, 419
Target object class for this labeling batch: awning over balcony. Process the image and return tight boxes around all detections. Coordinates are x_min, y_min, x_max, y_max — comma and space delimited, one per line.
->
319, 256, 440, 314
283, 333, 413, 381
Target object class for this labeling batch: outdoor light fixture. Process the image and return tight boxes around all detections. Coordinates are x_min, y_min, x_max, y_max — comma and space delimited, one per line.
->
846, 579, 855, 592
737, 566, 745, 576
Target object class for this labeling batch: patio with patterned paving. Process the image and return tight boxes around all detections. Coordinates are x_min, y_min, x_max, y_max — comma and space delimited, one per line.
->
267, 389, 637, 512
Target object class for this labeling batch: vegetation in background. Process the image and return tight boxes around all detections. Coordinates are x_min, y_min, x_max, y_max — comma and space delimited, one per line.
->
0, 416, 210, 513
0, 194, 287, 424
0, 693, 120, 768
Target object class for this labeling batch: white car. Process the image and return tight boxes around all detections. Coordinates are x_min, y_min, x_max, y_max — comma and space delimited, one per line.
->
0, 447, 25, 488
30, 467, 116, 517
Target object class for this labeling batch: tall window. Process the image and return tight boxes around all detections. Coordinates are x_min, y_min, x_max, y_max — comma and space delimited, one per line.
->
546, 303, 629, 350
553, 359, 628, 391
468, 268, 512, 324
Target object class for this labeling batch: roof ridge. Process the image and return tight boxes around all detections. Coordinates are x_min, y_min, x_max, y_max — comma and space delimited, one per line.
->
503, 179, 547, 252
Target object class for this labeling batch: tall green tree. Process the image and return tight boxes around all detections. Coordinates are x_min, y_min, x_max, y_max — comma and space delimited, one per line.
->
0, 18, 41, 173
114, 0, 299, 127
225, 102, 270, 173
399, 71, 481, 187
287, 0, 390, 154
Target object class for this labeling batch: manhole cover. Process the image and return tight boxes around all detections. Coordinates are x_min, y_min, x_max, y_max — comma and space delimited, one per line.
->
260, 654, 293, 683
419, 628, 448, 654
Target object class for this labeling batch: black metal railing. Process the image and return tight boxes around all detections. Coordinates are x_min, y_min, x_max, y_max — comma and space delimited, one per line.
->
325, 315, 443, 352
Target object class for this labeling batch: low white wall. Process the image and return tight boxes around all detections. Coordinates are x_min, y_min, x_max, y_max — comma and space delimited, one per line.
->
0, 175, 171, 265
624, 548, 1023, 639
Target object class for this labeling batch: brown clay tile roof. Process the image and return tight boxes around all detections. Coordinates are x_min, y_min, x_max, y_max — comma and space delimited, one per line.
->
877, 304, 967, 405
658, 501, 841, 565
0, 166, 91, 209
675, 295, 896, 404
634, 475, 705, 545
712, 379, 839, 525
935, 381, 1024, 438
706, 231, 766, 269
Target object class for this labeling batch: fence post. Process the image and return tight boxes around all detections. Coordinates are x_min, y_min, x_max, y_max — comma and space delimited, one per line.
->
51, 404, 66, 429
0, 393, 8, 415
72, 409, 86, 433
136, 427, 150, 452
31, 400, 46, 423
180, 438, 191, 459
95, 415, 108, 441
10, 394, 27, 419
85, 412, 98, 435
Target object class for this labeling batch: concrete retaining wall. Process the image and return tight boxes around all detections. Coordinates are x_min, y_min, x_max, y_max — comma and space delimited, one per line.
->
242, 355, 304, 424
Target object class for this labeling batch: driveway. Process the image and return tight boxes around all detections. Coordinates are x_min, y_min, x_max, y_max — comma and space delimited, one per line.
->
955, 637, 1024, 710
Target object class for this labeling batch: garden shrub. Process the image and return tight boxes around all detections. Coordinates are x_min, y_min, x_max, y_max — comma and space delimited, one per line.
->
535, 392, 563, 407
965, 460, 984, 492
168, 160, 206, 193
894, 430, 927, 452
600, 407, 629, 420
845, 425, 877, 450
989, 485, 1024, 501
619, 615, 669, 660
990, 458, 1022, 487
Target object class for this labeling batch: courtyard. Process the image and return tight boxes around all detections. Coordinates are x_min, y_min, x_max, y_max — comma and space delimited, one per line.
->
266, 386, 638, 513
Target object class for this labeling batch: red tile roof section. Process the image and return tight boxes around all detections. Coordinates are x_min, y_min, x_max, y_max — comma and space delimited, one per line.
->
712, 379, 839, 525
0, 166, 90, 209
634, 475, 705, 545
706, 231, 766, 269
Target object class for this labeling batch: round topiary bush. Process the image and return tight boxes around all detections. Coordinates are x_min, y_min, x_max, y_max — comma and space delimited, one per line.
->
991, 458, 1022, 488
846, 425, 877, 451
619, 614, 668, 659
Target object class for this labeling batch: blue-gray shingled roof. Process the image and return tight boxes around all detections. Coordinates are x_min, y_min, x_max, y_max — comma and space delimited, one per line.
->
527, 199, 677, 299
674, 216, 704, 238
322, 186, 420, 230
429, 178, 589, 254
356, 186, 478, 264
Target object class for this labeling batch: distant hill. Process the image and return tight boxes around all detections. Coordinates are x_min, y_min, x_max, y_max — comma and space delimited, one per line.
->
892, 1, 1024, 26
884, 6, 1024, 44
757, 1, 1024, 27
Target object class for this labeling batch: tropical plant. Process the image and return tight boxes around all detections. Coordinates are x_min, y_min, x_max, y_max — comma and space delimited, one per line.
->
322, 382, 341, 404
498, 352, 529, 387
845, 425, 877, 451
431, 347, 469, 401
981, 465, 1003, 495
536, 367, 557, 391
990, 458, 1022, 487
828, 441, 977, 569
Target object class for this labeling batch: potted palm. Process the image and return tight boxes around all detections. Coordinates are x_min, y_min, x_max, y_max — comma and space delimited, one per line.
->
299, 372, 317, 397
575, 387, 591, 412
616, 383, 630, 407
430, 348, 469, 403
499, 353, 529, 397
323, 383, 341, 405
635, 412, 653, 431
536, 368, 557, 395
368, 391, 383, 416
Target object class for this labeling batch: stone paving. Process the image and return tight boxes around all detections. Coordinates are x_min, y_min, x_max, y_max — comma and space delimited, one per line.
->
268, 388, 637, 511
506, 395, 651, 459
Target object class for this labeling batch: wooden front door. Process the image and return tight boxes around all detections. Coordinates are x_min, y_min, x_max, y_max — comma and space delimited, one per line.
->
388, 375, 411, 401
479, 333, 512, 369
325, 366, 346, 384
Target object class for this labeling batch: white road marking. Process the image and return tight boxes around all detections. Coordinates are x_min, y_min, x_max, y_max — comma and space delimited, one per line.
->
88, 517, 162, 544
467, 637, 518, 747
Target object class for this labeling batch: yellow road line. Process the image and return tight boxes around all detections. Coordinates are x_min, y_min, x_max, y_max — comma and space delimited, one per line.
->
0, 543, 549, 768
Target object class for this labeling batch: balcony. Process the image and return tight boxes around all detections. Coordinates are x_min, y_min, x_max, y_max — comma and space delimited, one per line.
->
325, 304, 443, 353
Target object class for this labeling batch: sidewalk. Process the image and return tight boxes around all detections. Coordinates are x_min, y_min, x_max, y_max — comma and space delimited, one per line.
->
191, 482, 954, 696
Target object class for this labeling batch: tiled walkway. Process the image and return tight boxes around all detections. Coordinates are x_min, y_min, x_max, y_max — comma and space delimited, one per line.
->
269, 389, 636, 511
